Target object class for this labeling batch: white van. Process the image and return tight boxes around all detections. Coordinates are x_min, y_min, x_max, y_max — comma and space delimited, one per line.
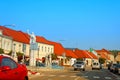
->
92, 62, 100, 70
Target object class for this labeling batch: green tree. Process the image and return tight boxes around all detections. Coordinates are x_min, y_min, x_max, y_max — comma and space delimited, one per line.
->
99, 58, 106, 64
110, 50, 120, 58
16, 52, 24, 56
0, 48, 4, 54
77, 58, 84, 61
51, 53, 57, 60
16, 52, 24, 62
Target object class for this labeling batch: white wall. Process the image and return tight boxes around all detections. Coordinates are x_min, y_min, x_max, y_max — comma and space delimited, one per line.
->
37, 43, 54, 59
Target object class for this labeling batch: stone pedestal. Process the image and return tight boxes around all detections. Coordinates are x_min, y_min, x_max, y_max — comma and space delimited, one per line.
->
29, 50, 36, 66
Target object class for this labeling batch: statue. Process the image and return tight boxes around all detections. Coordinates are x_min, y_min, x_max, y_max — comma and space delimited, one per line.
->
27, 30, 37, 66
27, 30, 37, 50
27, 30, 36, 44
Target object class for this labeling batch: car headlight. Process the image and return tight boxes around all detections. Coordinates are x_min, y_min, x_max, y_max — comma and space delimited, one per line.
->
81, 65, 84, 68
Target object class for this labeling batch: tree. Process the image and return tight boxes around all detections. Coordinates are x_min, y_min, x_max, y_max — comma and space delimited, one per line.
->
51, 53, 57, 60
77, 58, 84, 61
110, 50, 120, 58
16, 52, 24, 62
0, 48, 4, 54
99, 58, 106, 64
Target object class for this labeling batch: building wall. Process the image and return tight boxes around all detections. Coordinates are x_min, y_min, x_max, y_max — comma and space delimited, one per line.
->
0, 35, 12, 53
85, 58, 92, 66
37, 43, 54, 59
25, 44, 30, 56
109, 54, 115, 62
12, 41, 30, 56
13, 41, 23, 52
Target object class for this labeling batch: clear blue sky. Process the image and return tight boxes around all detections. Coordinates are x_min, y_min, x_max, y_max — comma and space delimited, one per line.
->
0, 0, 120, 50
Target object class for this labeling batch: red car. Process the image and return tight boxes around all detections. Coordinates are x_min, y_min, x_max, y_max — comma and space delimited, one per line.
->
0, 54, 28, 80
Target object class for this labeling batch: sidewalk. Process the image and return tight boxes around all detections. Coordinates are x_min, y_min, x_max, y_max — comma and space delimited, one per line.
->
27, 66, 70, 76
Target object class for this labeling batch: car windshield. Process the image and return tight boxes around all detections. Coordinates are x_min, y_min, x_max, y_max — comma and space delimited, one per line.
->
116, 64, 120, 68
93, 63, 99, 65
113, 64, 117, 66
76, 62, 84, 64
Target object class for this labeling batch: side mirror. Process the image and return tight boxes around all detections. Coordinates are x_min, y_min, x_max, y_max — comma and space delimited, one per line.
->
1, 66, 11, 71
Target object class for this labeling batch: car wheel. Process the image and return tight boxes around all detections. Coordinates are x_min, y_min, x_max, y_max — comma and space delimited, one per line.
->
74, 68, 77, 71
83, 69, 85, 71
24, 76, 28, 80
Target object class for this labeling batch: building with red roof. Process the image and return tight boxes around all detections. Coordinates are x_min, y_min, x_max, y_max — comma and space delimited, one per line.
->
96, 49, 111, 60
0, 26, 54, 63
47, 41, 65, 56
74, 48, 98, 66
64, 49, 78, 66
65, 49, 78, 58
96, 49, 114, 65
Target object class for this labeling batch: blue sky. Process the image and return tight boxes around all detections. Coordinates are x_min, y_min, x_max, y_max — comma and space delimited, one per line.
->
0, 0, 120, 50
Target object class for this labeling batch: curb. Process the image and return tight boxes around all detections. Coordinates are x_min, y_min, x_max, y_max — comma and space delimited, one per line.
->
28, 70, 41, 75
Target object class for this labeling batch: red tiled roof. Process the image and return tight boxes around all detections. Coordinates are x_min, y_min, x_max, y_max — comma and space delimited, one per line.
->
36, 36, 51, 44
65, 49, 78, 58
48, 41, 65, 56
96, 49, 110, 60
74, 49, 98, 59
74, 49, 91, 58
0, 26, 29, 44
88, 51, 98, 59
0, 26, 55, 45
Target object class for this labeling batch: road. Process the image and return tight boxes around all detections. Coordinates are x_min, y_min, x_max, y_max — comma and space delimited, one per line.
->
29, 67, 120, 80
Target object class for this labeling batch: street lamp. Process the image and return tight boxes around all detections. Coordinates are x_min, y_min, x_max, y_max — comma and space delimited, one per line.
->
3, 24, 16, 27
38, 46, 40, 59
12, 43, 18, 62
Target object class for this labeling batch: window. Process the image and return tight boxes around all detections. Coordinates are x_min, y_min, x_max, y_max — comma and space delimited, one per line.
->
51, 48, 53, 53
22, 44, 26, 52
42, 46, 43, 52
45, 47, 46, 52
1, 58, 17, 69
48, 47, 49, 52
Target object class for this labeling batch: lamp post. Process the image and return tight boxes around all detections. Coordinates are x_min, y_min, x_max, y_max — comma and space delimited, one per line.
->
12, 43, 18, 62
62, 52, 66, 66
3, 24, 16, 27
38, 46, 40, 59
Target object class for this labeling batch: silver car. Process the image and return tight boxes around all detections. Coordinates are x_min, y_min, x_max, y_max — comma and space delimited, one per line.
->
110, 63, 117, 72
73, 61, 86, 71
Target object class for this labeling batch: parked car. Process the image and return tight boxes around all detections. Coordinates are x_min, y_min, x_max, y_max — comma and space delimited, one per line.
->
114, 64, 120, 74
108, 63, 112, 70
73, 61, 86, 71
109, 63, 117, 72
0, 54, 28, 80
92, 62, 100, 70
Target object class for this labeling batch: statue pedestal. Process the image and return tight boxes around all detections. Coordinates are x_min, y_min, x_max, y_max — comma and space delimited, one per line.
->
29, 50, 37, 66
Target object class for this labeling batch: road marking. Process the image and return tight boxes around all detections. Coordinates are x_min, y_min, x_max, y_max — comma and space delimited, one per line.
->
93, 76, 100, 79
105, 77, 111, 79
